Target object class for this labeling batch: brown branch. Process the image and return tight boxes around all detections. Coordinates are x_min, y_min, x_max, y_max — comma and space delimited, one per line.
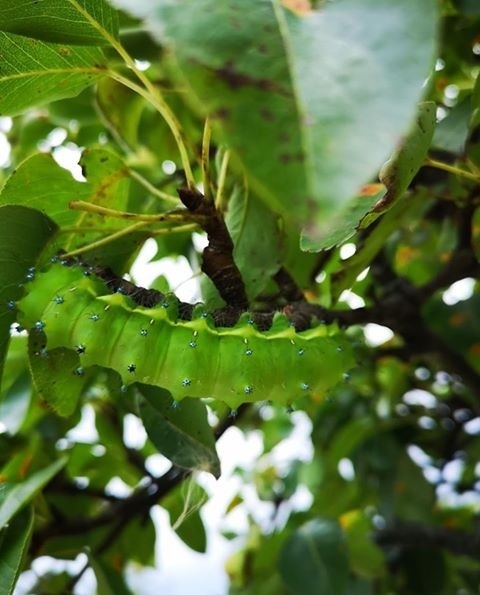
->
375, 520, 480, 558
178, 187, 249, 309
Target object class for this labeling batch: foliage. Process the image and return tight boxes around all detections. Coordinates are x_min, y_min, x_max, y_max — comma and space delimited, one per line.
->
0, 0, 479, 593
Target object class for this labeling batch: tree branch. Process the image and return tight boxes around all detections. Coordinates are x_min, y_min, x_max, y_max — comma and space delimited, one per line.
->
375, 520, 480, 558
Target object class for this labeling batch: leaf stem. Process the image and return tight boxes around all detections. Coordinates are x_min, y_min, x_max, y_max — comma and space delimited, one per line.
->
128, 169, 179, 205
152, 223, 198, 236
61, 221, 151, 258
69, 200, 200, 223
215, 149, 230, 211
106, 70, 194, 187
69, 0, 195, 187
201, 118, 213, 202
424, 158, 479, 182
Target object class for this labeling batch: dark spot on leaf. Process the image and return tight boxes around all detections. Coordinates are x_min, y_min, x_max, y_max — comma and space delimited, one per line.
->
215, 61, 291, 97
212, 107, 230, 120
259, 108, 275, 121
257, 43, 268, 54
279, 152, 303, 164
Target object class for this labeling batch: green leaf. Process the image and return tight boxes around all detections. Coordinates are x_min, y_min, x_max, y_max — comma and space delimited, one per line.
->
89, 554, 135, 595
148, 0, 437, 233
0, 507, 34, 595
114, 516, 156, 567
226, 187, 282, 300
0, 205, 57, 392
392, 218, 457, 285
0, 32, 107, 116
25, 571, 74, 595
300, 184, 386, 252
454, 0, 480, 16
96, 77, 146, 149
279, 518, 349, 595
392, 454, 435, 522
163, 482, 208, 553
0, 371, 31, 435
28, 331, 84, 417
432, 98, 472, 154
0, 457, 66, 529
0, 0, 118, 45
342, 510, 385, 578
0, 153, 88, 227
137, 385, 221, 478
424, 292, 480, 373
301, 101, 435, 251
377, 102, 437, 209
332, 192, 428, 297
0, 148, 137, 269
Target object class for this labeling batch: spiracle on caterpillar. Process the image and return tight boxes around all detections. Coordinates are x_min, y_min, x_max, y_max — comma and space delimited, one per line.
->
13, 259, 355, 410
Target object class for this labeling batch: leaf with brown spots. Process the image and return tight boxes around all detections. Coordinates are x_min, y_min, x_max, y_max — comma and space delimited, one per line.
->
0, 32, 106, 116
142, 0, 437, 244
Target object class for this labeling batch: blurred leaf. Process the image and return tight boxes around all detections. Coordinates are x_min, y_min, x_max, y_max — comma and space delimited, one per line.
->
89, 554, 135, 595
332, 192, 428, 297
0, 371, 31, 435
26, 571, 74, 595
473, 205, 480, 261
423, 292, 480, 372
113, 515, 156, 567
0, 205, 57, 392
0, 0, 118, 45
327, 418, 378, 471
279, 518, 349, 595
346, 577, 374, 595
392, 218, 456, 285
392, 454, 436, 522
163, 481, 207, 553
48, 86, 101, 125
0, 33, 107, 116
398, 547, 447, 595
0, 457, 66, 529
0, 507, 33, 595
137, 384, 221, 478
261, 409, 294, 453
147, 0, 437, 235
0, 336, 28, 391
96, 77, 145, 149
454, 0, 480, 14
8, 115, 55, 163
432, 98, 472, 154
341, 510, 385, 578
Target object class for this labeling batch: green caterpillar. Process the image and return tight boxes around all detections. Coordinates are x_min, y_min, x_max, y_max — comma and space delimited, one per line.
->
16, 262, 354, 409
